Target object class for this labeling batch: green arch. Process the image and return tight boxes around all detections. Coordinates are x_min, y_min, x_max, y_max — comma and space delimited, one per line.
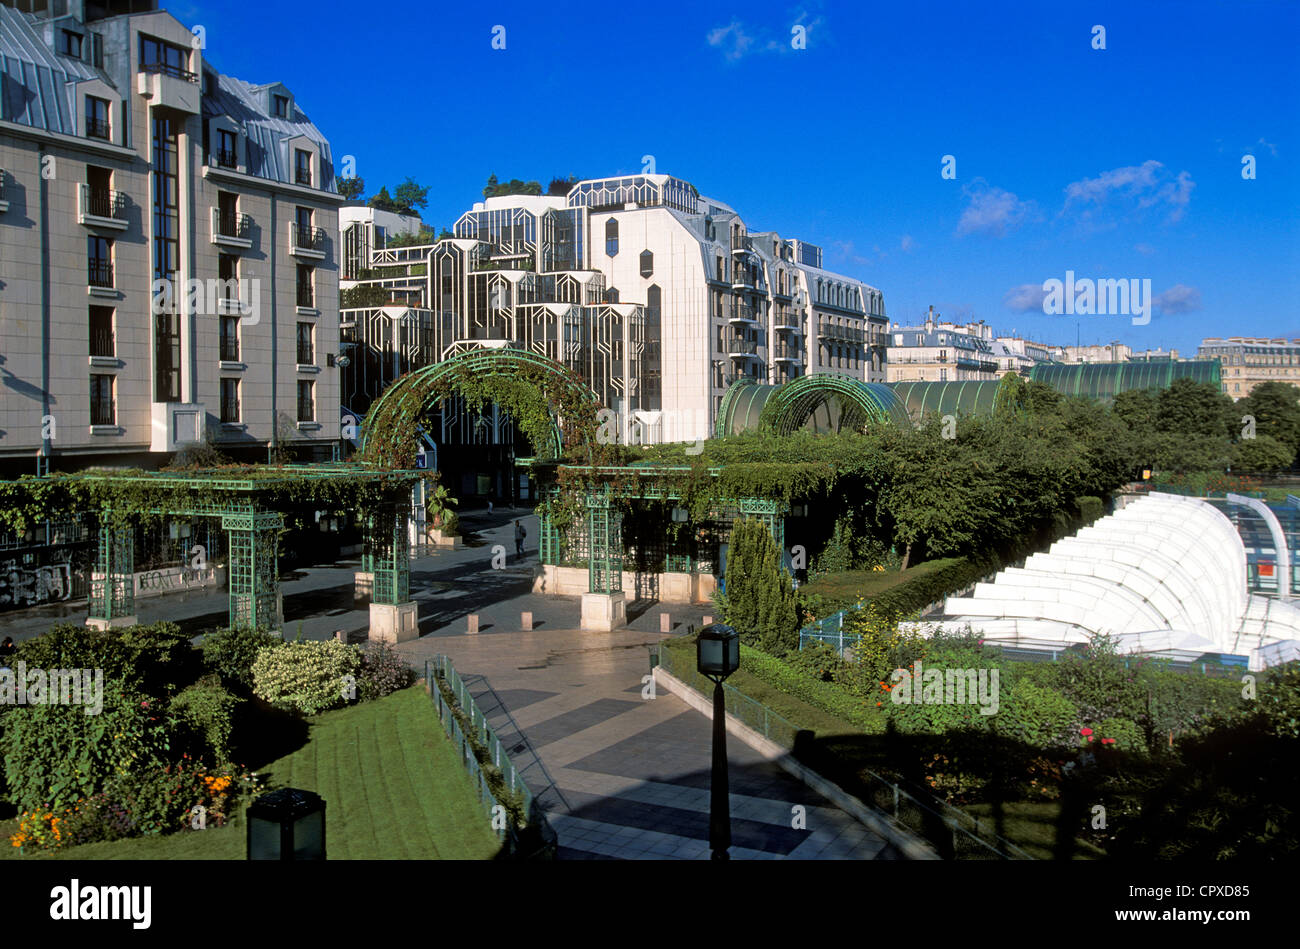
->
759, 374, 911, 435
358, 348, 599, 469
715, 380, 781, 437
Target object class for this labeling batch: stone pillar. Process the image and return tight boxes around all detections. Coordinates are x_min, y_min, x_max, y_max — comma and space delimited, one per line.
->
86, 518, 136, 629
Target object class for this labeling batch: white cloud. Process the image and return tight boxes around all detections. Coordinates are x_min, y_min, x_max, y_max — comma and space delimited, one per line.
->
1063, 160, 1196, 225
957, 180, 1035, 238
1135, 243, 1156, 256
1257, 137, 1280, 157
1153, 284, 1201, 314
900, 234, 915, 252
1003, 283, 1049, 313
706, 15, 822, 61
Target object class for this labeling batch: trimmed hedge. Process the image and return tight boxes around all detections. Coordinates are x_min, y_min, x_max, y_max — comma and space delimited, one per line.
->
739, 645, 886, 733
870, 555, 999, 618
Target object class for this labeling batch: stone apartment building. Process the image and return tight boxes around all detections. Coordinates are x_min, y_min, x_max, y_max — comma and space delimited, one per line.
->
0, 0, 343, 482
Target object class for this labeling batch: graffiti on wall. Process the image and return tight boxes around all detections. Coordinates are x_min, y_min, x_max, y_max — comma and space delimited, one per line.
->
0, 556, 74, 607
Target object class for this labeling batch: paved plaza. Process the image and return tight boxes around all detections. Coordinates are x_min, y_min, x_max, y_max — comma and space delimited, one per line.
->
2, 507, 902, 860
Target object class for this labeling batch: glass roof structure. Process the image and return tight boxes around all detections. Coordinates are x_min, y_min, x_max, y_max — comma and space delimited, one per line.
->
890, 375, 1024, 420
1028, 359, 1221, 400
715, 376, 910, 437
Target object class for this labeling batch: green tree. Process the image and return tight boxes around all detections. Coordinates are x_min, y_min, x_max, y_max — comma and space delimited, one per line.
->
336, 174, 365, 201
547, 175, 578, 196
1156, 378, 1234, 437
368, 185, 399, 212
392, 177, 429, 214
1231, 434, 1294, 471
719, 518, 799, 656
1239, 382, 1300, 461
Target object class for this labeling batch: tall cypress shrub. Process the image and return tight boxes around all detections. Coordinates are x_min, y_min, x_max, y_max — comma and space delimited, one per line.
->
721, 518, 799, 656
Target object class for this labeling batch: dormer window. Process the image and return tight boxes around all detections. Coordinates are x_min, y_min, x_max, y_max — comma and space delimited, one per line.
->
294, 149, 312, 186
60, 29, 84, 59
140, 34, 194, 81
273, 94, 289, 118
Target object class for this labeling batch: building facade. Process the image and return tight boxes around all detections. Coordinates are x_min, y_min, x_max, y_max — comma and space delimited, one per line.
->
884, 308, 999, 383
1198, 337, 1300, 399
339, 173, 889, 445
0, 0, 343, 478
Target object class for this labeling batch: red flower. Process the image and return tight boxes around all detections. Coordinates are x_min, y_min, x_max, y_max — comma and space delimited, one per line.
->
1080, 727, 1093, 736
1101, 738, 1116, 745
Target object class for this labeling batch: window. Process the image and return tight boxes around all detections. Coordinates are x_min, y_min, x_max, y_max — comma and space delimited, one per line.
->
220, 315, 240, 361
87, 235, 112, 286
639, 249, 653, 278
60, 29, 83, 59
218, 253, 238, 304
85, 96, 110, 140
139, 34, 193, 81
294, 149, 312, 186
273, 94, 289, 118
216, 129, 237, 168
216, 191, 241, 236
89, 306, 114, 357
218, 379, 240, 423
296, 264, 314, 308
90, 32, 103, 68
296, 322, 314, 364
85, 164, 115, 217
90, 374, 115, 426
605, 217, 618, 257
604, 287, 619, 304
297, 380, 315, 422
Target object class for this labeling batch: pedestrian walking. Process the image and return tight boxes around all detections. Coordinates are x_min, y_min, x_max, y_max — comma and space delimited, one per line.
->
514, 519, 526, 558
487, 499, 494, 516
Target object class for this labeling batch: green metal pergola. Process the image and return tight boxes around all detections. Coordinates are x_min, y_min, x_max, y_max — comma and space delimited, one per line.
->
534, 463, 788, 594
61, 465, 419, 630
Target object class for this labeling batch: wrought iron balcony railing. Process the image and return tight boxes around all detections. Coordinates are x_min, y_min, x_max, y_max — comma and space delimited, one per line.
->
90, 328, 115, 358
291, 223, 326, 252
85, 117, 110, 140
141, 60, 198, 83
213, 147, 238, 169
88, 260, 113, 288
81, 185, 127, 220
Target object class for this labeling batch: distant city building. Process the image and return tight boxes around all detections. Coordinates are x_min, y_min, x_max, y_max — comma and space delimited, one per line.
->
884, 308, 998, 382
1198, 337, 1300, 399
338, 174, 889, 449
1059, 342, 1181, 364
0, 0, 343, 477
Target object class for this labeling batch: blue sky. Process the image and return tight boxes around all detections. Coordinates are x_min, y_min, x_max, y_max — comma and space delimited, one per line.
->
183, 0, 1299, 354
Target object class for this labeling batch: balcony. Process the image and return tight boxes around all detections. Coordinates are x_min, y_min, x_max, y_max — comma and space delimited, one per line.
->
85, 117, 111, 141
818, 322, 864, 344
87, 260, 113, 289
213, 147, 238, 170
772, 345, 802, 362
728, 303, 760, 325
0, 171, 7, 212
296, 284, 314, 309
219, 334, 240, 362
295, 167, 313, 187
730, 235, 755, 256
290, 222, 327, 260
774, 313, 802, 333
90, 397, 116, 427
89, 328, 115, 359
211, 207, 253, 249
78, 185, 128, 230
726, 338, 759, 357
136, 64, 200, 114
731, 268, 759, 291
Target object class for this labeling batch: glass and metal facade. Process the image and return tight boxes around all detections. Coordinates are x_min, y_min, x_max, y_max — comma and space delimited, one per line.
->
1028, 359, 1221, 400
567, 175, 700, 214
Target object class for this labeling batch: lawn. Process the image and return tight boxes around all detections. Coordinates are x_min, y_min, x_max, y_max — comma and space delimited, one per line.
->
1, 685, 502, 860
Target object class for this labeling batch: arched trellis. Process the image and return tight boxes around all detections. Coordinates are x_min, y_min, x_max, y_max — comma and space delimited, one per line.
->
758, 374, 912, 436
358, 348, 601, 469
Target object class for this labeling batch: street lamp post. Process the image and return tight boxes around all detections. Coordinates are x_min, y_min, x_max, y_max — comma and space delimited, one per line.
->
696, 623, 740, 860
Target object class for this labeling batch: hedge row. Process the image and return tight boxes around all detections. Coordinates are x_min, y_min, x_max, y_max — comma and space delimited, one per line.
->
869, 555, 1001, 619
739, 644, 885, 733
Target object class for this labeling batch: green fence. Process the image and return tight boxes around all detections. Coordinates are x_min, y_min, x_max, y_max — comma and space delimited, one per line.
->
424, 655, 556, 856
652, 642, 1032, 860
